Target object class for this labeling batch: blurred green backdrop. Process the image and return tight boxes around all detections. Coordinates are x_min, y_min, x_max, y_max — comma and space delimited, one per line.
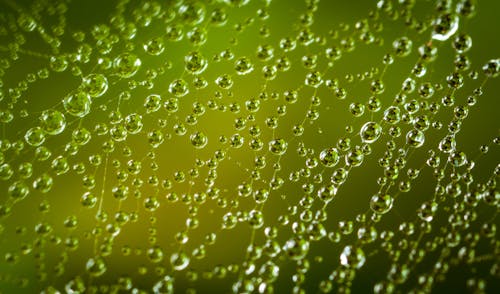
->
0, 0, 499, 293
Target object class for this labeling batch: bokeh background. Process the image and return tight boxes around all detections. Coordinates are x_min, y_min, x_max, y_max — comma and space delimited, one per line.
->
0, 0, 499, 293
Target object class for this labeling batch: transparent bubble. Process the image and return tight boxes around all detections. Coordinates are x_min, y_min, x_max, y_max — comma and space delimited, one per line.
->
305, 71, 323, 88
449, 151, 467, 167
298, 28, 314, 46
222, 212, 237, 229
276, 56, 291, 72
254, 188, 269, 204
144, 196, 160, 211
65, 276, 85, 293
280, 37, 297, 51
283, 238, 309, 260
8, 181, 29, 200
112, 184, 129, 200
438, 136, 456, 154
418, 201, 437, 222
482, 59, 499, 78
215, 74, 233, 89
63, 92, 91, 117
326, 47, 341, 60
34, 146, 51, 161
50, 56, 68, 72
178, 1, 206, 25
418, 82, 434, 99
418, 43, 438, 62
124, 113, 143, 134
169, 79, 189, 97
452, 33, 472, 53
259, 261, 280, 283
187, 27, 207, 45
248, 210, 264, 228
40, 110, 66, 135
190, 132, 208, 149
406, 129, 425, 148
210, 7, 228, 26
262, 65, 277, 80
340, 245, 365, 269
86, 256, 107, 277
360, 122, 382, 143
153, 276, 174, 293
24, 127, 46, 146
383, 106, 401, 124
82, 74, 108, 98
256, 44, 274, 61
110, 125, 128, 141
222, 50, 234, 62
345, 147, 364, 167
350, 102, 365, 117
447, 72, 464, 89
165, 24, 183, 41
71, 127, 92, 146
81, 192, 97, 208
170, 251, 190, 271
319, 147, 340, 167
33, 174, 53, 193
432, 13, 459, 41
302, 54, 318, 69
147, 246, 164, 263
370, 194, 393, 214
269, 138, 287, 155
144, 94, 162, 113
317, 184, 337, 202
393, 37, 412, 57
113, 52, 141, 78
17, 162, 33, 179
235, 57, 254, 75
185, 51, 207, 74
144, 37, 165, 55
370, 79, 385, 94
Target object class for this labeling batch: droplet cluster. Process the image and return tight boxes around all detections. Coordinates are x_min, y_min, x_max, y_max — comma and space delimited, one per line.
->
0, 0, 499, 293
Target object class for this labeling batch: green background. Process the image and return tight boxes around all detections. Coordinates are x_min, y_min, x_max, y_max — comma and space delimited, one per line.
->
0, 0, 499, 293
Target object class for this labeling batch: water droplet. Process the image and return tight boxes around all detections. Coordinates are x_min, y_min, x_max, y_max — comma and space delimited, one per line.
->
432, 13, 459, 41
113, 52, 141, 78
284, 238, 309, 260
360, 122, 382, 143
24, 127, 46, 146
406, 129, 425, 148
235, 57, 254, 75
144, 37, 165, 55
319, 147, 340, 167
185, 51, 207, 74
269, 138, 287, 155
40, 110, 66, 135
169, 79, 189, 97
144, 94, 162, 113
8, 181, 29, 200
82, 74, 108, 98
170, 251, 190, 271
147, 246, 164, 263
63, 92, 92, 117
370, 194, 393, 214
393, 37, 412, 57
340, 245, 365, 269
190, 132, 208, 149
86, 256, 107, 277
305, 71, 323, 88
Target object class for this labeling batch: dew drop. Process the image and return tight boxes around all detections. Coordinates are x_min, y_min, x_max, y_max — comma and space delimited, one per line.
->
360, 122, 382, 143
